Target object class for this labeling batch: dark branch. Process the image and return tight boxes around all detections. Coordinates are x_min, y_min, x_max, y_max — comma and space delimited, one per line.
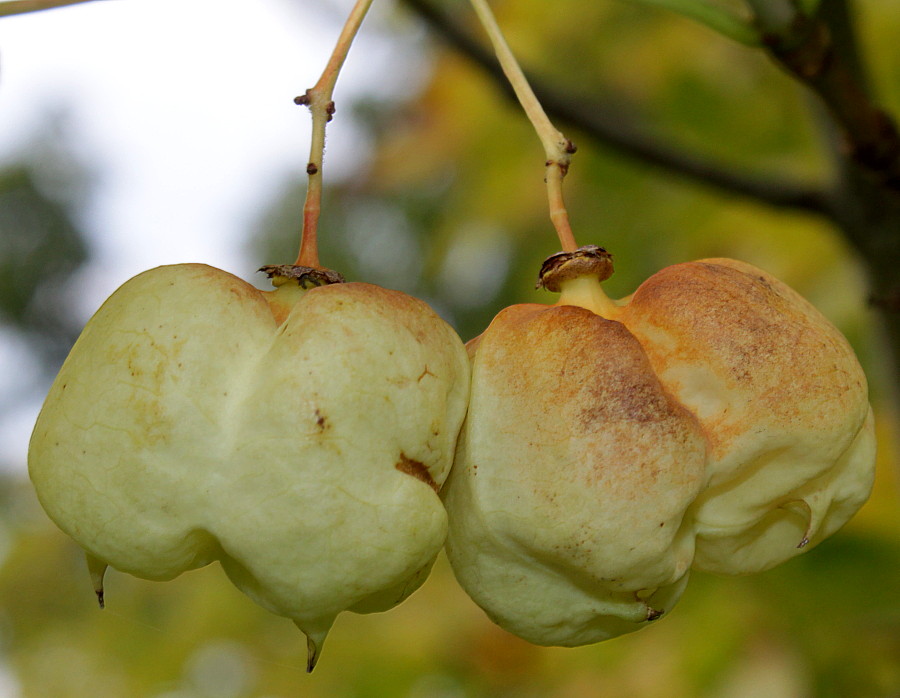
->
761, 2, 900, 190
400, 0, 830, 215
786, 0, 900, 398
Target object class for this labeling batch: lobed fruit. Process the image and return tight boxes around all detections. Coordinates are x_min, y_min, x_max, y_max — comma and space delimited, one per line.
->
29, 263, 470, 669
28, 250, 875, 660
442, 249, 875, 647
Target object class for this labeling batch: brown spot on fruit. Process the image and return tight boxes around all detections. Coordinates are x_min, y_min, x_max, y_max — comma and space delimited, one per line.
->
395, 453, 439, 493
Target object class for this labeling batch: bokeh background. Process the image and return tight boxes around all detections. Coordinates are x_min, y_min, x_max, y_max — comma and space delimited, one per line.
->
1, 0, 898, 696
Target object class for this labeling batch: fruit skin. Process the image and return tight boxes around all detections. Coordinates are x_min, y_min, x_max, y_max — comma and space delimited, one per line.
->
621, 259, 875, 574
28, 263, 470, 664
444, 303, 706, 646
443, 256, 875, 648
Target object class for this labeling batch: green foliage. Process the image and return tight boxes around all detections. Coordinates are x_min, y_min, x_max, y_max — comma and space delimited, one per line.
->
0, 161, 88, 366
620, 0, 760, 46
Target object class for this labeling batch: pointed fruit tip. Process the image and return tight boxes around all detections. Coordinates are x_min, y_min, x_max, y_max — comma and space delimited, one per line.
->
85, 552, 108, 610
294, 620, 330, 673
778, 498, 818, 550
306, 635, 319, 673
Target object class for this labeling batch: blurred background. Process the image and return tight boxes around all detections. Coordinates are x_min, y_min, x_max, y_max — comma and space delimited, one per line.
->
1, 0, 898, 696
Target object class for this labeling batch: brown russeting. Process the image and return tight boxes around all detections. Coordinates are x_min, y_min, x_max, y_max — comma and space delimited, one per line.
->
395, 453, 439, 493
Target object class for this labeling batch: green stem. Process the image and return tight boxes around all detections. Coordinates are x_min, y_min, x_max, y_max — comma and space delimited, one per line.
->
294, 0, 375, 268
623, 0, 761, 45
467, 0, 578, 251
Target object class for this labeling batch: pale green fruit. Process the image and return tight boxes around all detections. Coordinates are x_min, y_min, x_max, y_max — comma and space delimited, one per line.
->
29, 263, 470, 670
443, 251, 875, 648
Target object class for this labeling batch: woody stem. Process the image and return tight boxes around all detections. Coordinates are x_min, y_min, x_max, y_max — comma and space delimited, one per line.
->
294, 0, 375, 267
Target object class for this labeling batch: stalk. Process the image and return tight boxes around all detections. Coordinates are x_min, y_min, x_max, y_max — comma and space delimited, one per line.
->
294, 0, 376, 268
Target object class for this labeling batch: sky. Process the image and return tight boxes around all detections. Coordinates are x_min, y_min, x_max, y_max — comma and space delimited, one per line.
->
0, 0, 429, 471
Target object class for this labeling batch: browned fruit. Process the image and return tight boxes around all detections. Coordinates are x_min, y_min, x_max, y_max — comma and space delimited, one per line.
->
443, 247, 875, 647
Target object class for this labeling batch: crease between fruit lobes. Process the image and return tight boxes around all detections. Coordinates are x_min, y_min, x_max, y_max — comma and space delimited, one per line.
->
442, 247, 875, 647
28, 263, 470, 671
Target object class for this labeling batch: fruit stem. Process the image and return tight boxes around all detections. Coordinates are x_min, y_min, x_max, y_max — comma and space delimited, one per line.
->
467, 0, 578, 252
557, 276, 619, 318
538, 246, 618, 316
294, 0, 375, 268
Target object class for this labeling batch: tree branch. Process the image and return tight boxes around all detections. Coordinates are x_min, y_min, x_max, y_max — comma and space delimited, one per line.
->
0, 0, 105, 17
400, 0, 830, 215
776, 0, 900, 413
759, 1, 900, 290
760, 3, 900, 189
